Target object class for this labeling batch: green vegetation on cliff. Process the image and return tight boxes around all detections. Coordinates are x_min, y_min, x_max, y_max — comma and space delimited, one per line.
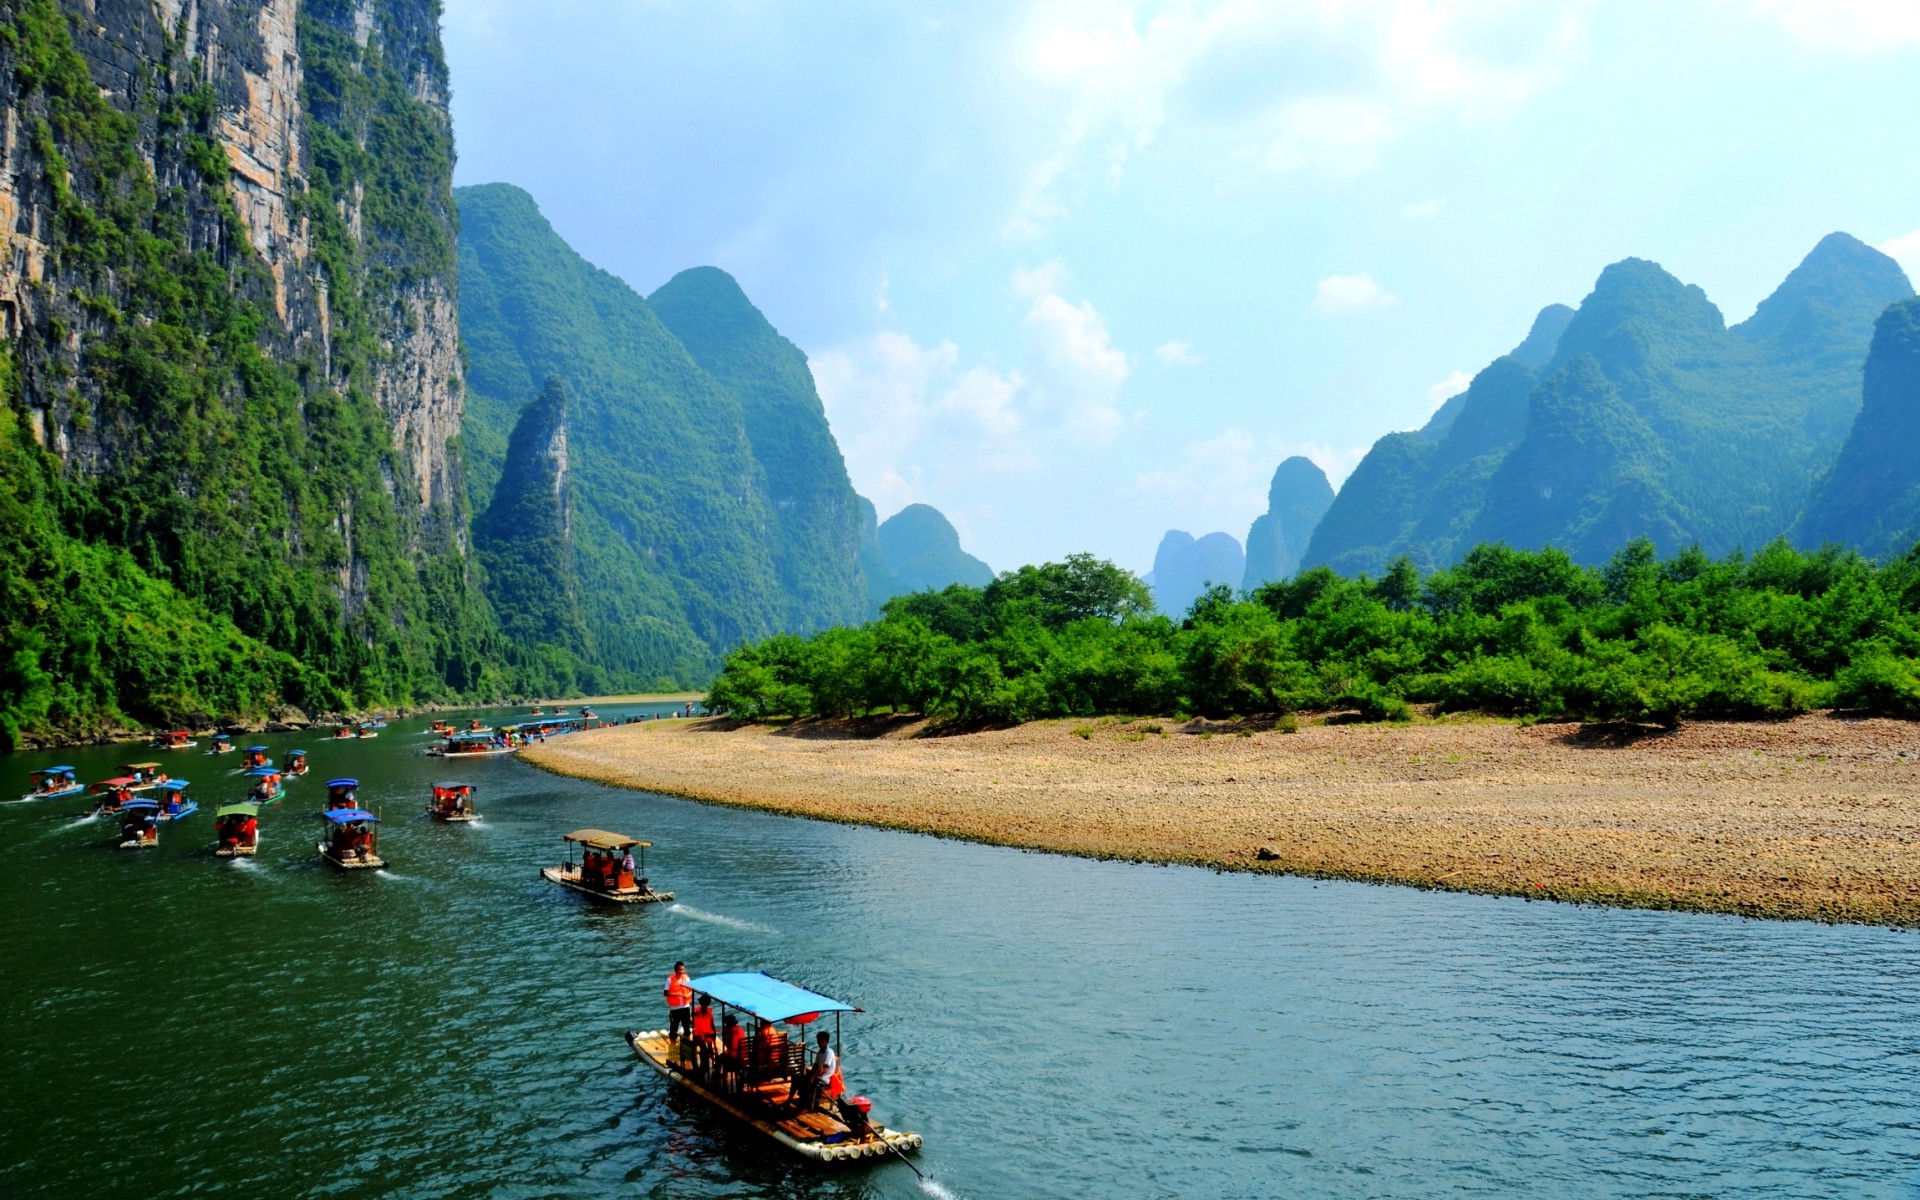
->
875, 503, 993, 595
650, 267, 870, 631
1306, 237, 1913, 575
708, 539, 1920, 726
457, 182, 879, 688
0, 0, 498, 746
1795, 297, 1920, 557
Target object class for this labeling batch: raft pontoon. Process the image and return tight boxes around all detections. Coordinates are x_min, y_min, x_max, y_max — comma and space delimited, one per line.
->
428, 782, 479, 823
324, 778, 359, 811
627, 972, 922, 1165
118, 799, 160, 849
154, 780, 196, 822
214, 801, 260, 857
122, 763, 166, 791
427, 731, 515, 758
246, 767, 284, 804
21, 766, 82, 801
541, 829, 671, 903
317, 808, 384, 870
92, 778, 139, 815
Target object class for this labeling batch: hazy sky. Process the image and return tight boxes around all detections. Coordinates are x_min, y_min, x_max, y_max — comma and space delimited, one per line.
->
443, 0, 1920, 574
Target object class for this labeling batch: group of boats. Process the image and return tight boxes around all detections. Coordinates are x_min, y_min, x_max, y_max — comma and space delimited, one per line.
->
19, 708, 921, 1171
425, 714, 600, 757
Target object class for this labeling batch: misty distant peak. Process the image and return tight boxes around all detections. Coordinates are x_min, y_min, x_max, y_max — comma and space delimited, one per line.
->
1736, 231, 1914, 348
1511, 303, 1575, 368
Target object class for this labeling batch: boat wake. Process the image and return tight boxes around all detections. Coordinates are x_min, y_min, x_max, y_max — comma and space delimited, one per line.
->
667, 903, 775, 935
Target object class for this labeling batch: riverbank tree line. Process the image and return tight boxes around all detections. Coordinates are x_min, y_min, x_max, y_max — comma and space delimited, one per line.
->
704, 542, 1920, 726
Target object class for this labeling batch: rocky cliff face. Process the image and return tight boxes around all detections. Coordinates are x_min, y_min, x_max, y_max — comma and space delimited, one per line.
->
1241, 456, 1333, 588
0, 0, 496, 730
1795, 298, 1920, 557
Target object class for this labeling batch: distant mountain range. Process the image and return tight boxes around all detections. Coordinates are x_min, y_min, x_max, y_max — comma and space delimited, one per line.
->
458, 184, 989, 690
1294, 233, 1916, 577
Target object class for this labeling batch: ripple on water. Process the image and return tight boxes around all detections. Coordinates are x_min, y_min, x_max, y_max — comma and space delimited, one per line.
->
3, 712, 1920, 1199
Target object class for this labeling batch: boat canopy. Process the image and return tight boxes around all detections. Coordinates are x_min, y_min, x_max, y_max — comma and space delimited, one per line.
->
561, 828, 648, 851
450, 731, 495, 741
288, 749, 308, 756
434, 782, 476, 791
322, 808, 378, 824
688, 973, 857, 1023
37, 766, 74, 775
246, 766, 281, 777
155, 780, 188, 792
122, 798, 160, 811
97, 776, 137, 788
125, 761, 161, 771
215, 802, 260, 819
246, 745, 269, 752
326, 778, 359, 788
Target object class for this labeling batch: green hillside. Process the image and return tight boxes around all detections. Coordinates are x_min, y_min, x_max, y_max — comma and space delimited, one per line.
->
456, 183, 880, 688
875, 504, 994, 594
1305, 236, 1913, 576
1796, 298, 1920, 556
0, 0, 500, 747
649, 267, 871, 632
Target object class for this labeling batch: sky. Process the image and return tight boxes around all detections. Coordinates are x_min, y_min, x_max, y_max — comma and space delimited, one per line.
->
443, 0, 1920, 575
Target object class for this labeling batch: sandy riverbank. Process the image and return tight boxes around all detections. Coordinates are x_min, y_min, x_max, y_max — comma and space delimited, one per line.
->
521, 713, 1920, 926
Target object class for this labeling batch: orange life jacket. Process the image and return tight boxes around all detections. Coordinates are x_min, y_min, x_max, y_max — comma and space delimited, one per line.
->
665, 972, 692, 1007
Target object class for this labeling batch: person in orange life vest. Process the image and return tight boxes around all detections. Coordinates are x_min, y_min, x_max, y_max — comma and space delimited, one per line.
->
690, 996, 716, 1072
720, 1014, 746, 1092
664, 962, 694, 1040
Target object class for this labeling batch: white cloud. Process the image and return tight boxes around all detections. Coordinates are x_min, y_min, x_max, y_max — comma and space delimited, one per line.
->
1005, 1, 1595, 230
1014, 261, 1130, 438
1426, 369, 1473, 411
1747, 0, 1920, 52
1313, 273, 1399, 314
1402, 198, 1446, 221
1879, 228, 1920, 281
1155, 340, 1204, 365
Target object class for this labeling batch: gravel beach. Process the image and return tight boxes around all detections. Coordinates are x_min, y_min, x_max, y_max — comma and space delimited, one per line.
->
522, 713, 1920, 926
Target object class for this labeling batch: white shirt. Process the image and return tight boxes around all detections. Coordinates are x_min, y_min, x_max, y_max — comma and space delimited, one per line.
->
814, 1045, 837, 1080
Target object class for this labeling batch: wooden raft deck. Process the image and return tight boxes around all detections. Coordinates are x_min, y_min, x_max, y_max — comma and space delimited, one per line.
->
627, 1030, 922, 1164
540, 866, 672, 903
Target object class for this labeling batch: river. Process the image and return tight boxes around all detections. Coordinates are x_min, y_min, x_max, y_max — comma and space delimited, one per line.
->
2, 707, 1916, 1198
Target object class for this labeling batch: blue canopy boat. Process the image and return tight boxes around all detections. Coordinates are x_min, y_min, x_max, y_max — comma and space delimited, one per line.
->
246, 766, 285, 803
154, 780, 197, 822
627, 971, 922, 1164
118, 799, 161, 849
21, 766, 82, 802
324, 778, 359, 810
280, 749, 309, 776
317, 807, 384, 870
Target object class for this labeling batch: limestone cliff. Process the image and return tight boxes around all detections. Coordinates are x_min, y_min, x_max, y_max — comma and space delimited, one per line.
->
0, 0, 497, 733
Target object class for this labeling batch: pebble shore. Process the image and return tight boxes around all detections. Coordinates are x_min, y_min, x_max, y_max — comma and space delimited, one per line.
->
522, 713, 1920, 926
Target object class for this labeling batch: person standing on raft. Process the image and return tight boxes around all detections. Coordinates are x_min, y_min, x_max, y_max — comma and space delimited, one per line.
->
664, 962, 694, 1042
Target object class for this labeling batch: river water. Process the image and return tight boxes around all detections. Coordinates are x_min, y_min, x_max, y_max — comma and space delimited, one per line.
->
2, 707, 1917, 1198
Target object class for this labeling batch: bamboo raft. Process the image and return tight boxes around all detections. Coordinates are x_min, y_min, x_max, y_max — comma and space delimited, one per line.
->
626, 1030, 923, 1164
318, 844, 386, 870
213, 841, 257, 858
538, 865, 672, 903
